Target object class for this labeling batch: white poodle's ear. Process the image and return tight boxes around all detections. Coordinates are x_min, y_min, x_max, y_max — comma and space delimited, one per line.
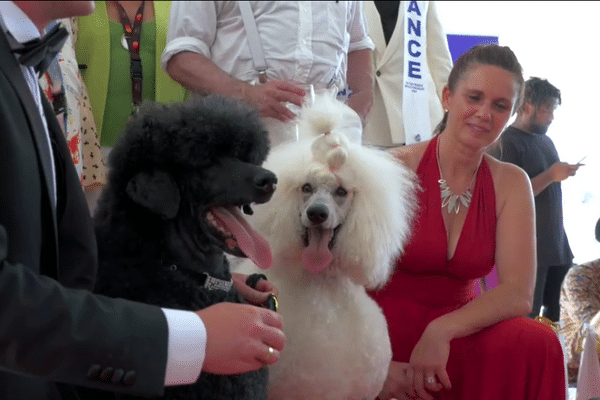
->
126, 170, 180, 219
335, 148, 417, 288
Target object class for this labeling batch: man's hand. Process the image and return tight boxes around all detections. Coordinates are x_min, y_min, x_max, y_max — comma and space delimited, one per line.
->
531, 160, 581, 196
231, 272, 278, 305
167, 52, 304, 123
242, 80, 306, 122
167, 52, 307, 122
550, 161, 580, 182
196, 303, 285, 375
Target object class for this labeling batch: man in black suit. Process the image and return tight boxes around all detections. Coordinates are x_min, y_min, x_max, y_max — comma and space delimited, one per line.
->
0, 2, 284, 399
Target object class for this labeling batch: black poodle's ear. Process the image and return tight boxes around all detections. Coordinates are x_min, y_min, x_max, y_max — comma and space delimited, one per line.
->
126, 171, 180, 219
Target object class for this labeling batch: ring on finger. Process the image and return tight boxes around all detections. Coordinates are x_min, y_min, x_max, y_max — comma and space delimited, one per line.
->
425, 376, 436, 385
266, 346, 275, 362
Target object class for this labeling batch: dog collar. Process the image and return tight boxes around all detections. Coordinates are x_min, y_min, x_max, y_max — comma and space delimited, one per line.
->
165, 263, 234, 292
199, 272, 234, 292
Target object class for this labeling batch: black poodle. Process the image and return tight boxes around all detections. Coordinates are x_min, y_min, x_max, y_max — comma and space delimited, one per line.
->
90, 96, 277, 400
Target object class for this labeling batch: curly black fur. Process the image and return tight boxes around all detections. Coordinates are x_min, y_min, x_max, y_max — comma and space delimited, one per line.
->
89, 96, 275, 400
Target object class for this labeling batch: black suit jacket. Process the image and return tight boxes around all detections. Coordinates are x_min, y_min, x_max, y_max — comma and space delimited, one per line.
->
0, 29, 169, 399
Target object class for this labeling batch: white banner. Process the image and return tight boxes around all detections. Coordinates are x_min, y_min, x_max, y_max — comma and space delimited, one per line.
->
402, 1, 431, 144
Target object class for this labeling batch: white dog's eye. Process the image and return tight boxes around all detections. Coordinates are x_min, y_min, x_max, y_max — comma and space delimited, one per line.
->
335, 187, 348, 197
301, 183, 312, 193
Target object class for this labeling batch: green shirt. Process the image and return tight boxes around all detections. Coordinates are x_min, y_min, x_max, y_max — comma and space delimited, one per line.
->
101, 20, 156, 147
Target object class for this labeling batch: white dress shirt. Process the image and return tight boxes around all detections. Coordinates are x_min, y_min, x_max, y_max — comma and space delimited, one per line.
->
162, 1, 374, 88
0, 1, 206, 387
162, 1, 374, 146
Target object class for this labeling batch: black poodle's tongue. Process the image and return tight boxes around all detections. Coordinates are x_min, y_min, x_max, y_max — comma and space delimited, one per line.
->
212, 207, 272, 269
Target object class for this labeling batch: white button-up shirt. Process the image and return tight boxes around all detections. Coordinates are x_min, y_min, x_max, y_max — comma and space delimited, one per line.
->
161, 1, 374, 89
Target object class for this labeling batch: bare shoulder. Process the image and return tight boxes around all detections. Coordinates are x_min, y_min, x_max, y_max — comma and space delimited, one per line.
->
387, 141, 429, 172
485, 154, 533, 210
485, 154, 530, 187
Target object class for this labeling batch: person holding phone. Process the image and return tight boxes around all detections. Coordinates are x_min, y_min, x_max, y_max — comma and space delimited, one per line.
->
491, 77, 578, 322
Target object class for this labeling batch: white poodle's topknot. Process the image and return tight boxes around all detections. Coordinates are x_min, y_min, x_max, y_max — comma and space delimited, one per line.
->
296, 93, 362, 145
310, 132, 348, 171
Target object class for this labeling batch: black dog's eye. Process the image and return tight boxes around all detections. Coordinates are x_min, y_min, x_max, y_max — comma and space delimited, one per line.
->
301, 183, 312, 193
335, 187, 348, 197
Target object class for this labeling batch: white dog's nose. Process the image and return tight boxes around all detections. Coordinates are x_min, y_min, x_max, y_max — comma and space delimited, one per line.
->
306, 204, 328, 224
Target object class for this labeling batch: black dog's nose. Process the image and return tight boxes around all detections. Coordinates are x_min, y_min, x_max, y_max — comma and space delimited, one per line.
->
254, 170, 277, 197
307, 204, 329, 224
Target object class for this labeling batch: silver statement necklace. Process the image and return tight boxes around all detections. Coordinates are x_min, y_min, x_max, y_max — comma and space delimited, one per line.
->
436, 138, 479, 214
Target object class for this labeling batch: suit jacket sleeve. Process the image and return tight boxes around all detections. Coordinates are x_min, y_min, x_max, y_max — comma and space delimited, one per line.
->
0, 251, 169, 396
0, 33, 170, 396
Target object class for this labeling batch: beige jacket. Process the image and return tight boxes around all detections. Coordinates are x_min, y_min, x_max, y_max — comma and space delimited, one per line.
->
363, 1, 452, 147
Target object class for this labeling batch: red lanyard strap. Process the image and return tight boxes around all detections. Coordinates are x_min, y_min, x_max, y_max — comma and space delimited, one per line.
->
115, 1, 145, 106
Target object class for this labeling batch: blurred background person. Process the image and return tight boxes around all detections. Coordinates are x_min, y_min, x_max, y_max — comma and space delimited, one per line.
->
363, 1, 452, 147
39, 17, 107, 214
76, 1, 186, 213
162, 1, 374, 147
560, 217, 600, 384
491, 77, 580, 322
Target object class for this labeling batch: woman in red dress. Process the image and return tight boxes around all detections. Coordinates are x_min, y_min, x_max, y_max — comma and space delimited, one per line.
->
371, 45, 566, 400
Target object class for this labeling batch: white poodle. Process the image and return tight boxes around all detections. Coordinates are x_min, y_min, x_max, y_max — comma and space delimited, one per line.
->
237, 94, 417, 400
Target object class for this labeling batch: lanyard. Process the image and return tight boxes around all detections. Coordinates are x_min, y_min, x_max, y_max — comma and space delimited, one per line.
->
115, 1, 145, 107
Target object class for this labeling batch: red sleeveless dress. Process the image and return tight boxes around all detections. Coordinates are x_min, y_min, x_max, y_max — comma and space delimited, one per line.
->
370, 136, 566, 399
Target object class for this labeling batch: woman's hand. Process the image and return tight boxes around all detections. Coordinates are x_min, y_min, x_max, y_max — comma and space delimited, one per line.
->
408, 325, 452, 400
378, 361, 417, 400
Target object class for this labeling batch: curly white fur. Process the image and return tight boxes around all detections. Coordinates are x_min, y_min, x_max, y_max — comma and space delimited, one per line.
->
237, 95, 417, 400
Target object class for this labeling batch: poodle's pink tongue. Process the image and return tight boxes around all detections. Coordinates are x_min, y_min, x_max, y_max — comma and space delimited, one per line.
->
302, 228, 333, 274
212, 207, 272, 269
